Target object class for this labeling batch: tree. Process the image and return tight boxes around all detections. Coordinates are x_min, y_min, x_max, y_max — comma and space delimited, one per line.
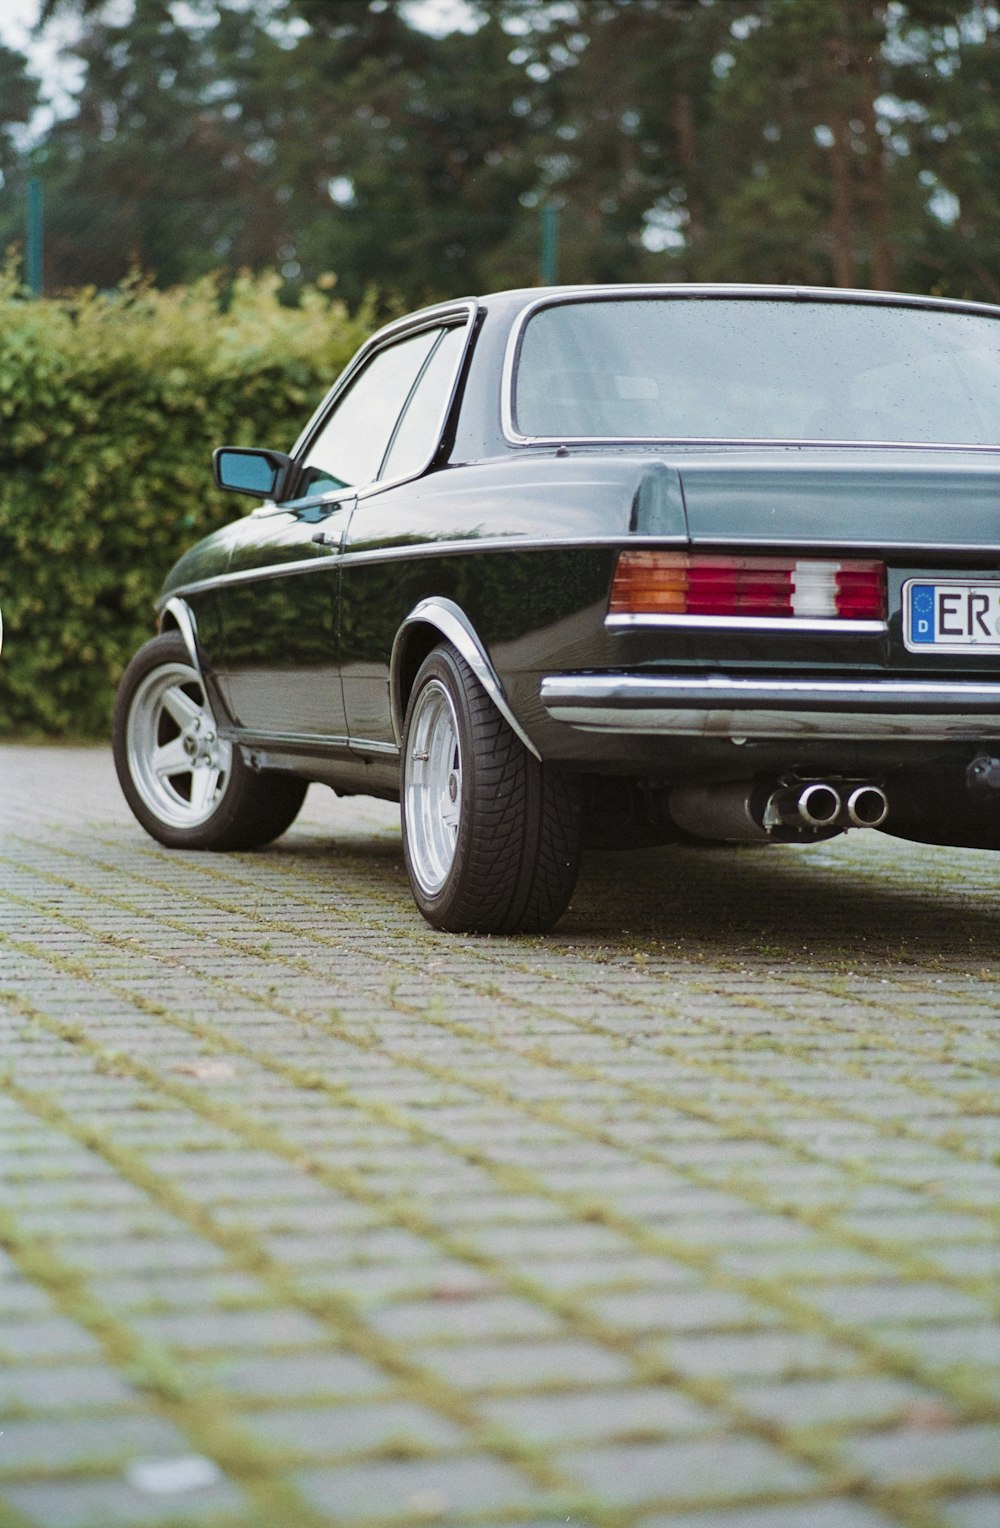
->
24, 0, 297, 289
6, 0, 1000, 304
891, 0, 1000, 300
0, 41, 41, 264
487, 0, 733, 283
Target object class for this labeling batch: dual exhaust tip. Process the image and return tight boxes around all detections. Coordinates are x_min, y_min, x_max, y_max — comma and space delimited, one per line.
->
764, 781, 888, 832
668, 777, 889, 843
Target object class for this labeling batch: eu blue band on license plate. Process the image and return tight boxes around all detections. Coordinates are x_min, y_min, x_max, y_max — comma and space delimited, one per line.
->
904, 578, 1000, 652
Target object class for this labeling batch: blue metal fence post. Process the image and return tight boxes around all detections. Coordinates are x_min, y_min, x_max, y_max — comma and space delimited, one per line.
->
25, 176, 43, 296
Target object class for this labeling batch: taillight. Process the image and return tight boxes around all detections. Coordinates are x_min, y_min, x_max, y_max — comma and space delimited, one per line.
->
608, 551, 886, 621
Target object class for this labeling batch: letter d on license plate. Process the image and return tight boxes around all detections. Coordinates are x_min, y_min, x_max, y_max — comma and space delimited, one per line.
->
904, 578, 1000, 653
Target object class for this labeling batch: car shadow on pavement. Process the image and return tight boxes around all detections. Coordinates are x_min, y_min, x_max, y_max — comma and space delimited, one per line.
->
560, 838, 1000, 972
269, 804, 1000, 971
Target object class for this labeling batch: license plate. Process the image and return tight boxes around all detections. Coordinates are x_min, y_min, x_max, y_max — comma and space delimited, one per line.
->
904, 578, 1000, 653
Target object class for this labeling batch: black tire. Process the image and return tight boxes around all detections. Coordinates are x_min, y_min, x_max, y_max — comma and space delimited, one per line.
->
400, 643, 582, 934
112, 632, 307, 850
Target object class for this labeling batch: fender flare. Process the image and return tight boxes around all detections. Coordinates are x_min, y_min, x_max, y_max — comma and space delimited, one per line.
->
390, 597, 540, 760
158, 596, 237, 736
159, 596, 202, 675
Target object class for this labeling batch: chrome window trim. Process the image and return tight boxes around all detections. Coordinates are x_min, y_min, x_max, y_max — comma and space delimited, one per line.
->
501, 284, 1000, 450
288, 297, 478, 472
606, 614, 887, 636
510, 435, 1000, 454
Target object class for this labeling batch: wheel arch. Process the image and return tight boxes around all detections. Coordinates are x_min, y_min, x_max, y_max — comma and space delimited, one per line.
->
158, 596, 235, 732
390, 597, 540, 759
158, 597, 201, 675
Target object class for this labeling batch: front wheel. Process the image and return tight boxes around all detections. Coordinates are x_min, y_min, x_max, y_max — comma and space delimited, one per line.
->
112, 632, 307, 850
401, 644, 582, 934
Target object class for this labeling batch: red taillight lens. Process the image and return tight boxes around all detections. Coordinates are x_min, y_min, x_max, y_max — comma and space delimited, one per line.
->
609, 552, 886, 621
686, 558, 794, 616
834, 565, 886, 619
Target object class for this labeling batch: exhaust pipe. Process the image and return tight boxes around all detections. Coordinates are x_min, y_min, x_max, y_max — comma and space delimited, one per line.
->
669, 781, 771, 842
764, 782, 841, 830
842, 784, 888, 828
669, 777, 888, 843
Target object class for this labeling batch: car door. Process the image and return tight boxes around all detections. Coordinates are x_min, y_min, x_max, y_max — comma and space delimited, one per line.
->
339, 321, 473, 746
213, 327, 446, 743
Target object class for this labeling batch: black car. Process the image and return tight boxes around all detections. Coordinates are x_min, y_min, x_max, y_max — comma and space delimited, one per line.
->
113, 283, 1000, 933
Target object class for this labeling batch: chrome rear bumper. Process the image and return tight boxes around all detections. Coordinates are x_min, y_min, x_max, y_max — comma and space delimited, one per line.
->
540, 674, 1000, 742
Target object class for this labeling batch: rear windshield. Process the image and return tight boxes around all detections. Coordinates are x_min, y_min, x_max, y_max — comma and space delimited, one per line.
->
512, 297, 1000, 446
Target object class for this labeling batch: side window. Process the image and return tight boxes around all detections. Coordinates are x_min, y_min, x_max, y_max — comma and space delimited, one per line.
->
297, 328, 441, 494
380, 325, 467, 482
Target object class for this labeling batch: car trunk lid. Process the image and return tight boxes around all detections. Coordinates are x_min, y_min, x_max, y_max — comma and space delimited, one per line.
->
672, 446, 1000, 552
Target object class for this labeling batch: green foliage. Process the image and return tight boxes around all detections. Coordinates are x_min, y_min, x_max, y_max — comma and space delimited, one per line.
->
0, 268, 372, 736
7, 1, 1000, 307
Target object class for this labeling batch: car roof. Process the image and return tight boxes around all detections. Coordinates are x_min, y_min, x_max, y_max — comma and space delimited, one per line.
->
363, 282, 1000, 358
476, 282, 1000, 319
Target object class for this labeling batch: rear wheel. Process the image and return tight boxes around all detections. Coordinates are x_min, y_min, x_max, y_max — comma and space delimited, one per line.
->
113, 632, 307, 850
401, 644, 582, 934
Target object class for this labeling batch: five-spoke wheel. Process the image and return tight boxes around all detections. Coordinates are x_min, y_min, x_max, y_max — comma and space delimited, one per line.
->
124, 652, 232, 830
113, 632, 307, 850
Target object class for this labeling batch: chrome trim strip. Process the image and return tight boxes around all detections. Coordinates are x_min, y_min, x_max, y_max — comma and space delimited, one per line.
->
158, 597, 234, 733
159, 597, 201, 670
500, 283, 1000, 450
391, 597, 541, 759
349, 739, 401, 758
509, 432, 1000, 454
157, 523, 1000, 609
691, 538, 1000, 554
606, 614, 887, 636
233, 727, 399, 758
232, 728, 352, 751
541, 674, 1000, 741
155, 535, 646, 607
156, 557, 340, 606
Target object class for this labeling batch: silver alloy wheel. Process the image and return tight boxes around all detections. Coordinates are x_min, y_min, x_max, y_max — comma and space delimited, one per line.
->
126, 660, 232, 829
404, 677, 463, 896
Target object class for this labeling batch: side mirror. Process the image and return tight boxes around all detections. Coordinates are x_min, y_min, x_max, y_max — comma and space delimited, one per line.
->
213, 447, 294, 500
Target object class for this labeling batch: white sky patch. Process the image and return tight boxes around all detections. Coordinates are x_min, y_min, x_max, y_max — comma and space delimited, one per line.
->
0, 0, 87, 134
403, 0, 480, 35
642, 203, 687, 253
328, 175, 355, 206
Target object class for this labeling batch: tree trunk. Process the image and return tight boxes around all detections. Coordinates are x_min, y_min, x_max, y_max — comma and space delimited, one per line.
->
856, 5, 895, 289
828, 107, 856, 286
671, 90, 704, 240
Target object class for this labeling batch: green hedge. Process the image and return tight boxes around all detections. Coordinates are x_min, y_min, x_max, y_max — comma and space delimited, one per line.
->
0, 270, 373, 736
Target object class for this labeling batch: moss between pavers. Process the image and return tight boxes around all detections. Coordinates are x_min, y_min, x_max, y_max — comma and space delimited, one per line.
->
1, 819, 998, 1527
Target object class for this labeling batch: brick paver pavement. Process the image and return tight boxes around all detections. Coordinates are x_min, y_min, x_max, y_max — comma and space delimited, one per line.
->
0, 744, 997, 1528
